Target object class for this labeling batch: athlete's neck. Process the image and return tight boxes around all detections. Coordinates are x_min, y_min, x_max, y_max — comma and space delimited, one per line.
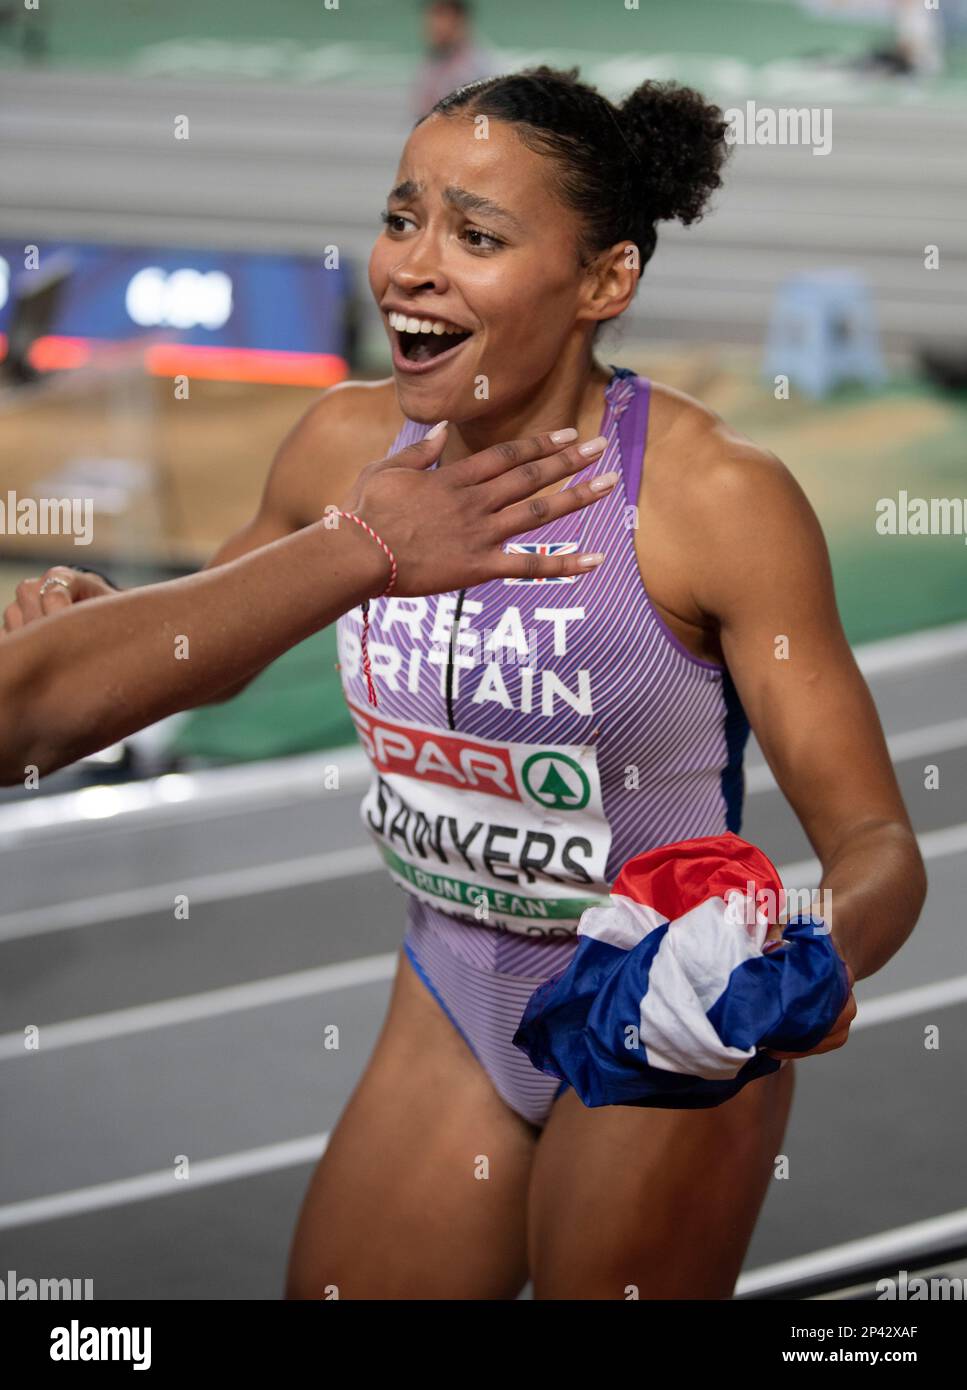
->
439, 356, 614, 477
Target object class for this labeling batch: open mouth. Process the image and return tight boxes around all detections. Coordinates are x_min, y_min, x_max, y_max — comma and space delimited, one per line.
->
387, 310, 473, 365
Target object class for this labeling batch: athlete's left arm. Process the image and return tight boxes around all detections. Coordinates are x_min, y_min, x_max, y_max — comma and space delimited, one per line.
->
685, 432, 926, 987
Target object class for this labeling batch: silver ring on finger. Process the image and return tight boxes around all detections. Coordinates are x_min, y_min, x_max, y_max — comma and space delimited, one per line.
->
39, 576, 72, 597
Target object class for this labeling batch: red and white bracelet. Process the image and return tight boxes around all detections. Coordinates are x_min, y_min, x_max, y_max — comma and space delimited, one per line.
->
335, 510, 398, 707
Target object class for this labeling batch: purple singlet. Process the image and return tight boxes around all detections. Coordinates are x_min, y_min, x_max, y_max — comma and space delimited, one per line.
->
335, 367, 750, 1124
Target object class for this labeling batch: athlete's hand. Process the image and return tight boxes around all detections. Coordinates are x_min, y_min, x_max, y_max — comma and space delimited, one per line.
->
2, 567, 115, 634
764, 961, 857, 1062
343, 423, 615, 597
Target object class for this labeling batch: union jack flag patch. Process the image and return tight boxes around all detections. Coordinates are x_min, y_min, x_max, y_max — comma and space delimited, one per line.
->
503, 541, 579, 584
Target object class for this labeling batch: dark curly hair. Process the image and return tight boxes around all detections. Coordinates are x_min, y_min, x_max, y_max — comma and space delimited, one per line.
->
421, 65, 730, 278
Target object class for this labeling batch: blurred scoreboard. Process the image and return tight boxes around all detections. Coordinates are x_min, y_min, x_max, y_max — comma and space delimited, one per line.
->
0, 241, 353, 386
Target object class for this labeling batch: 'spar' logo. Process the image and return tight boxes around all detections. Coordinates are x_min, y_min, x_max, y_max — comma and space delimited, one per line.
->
521, 752, 591, 810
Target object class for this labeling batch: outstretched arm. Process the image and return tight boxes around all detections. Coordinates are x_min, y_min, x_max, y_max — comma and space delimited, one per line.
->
0, 427, 614, 783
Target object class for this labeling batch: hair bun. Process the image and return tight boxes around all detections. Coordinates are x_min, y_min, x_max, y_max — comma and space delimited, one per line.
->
618, 81, 730, 225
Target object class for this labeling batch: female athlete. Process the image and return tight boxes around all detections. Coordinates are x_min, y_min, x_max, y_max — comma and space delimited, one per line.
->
279, 68, 924, 1300
19, 66, 926, 1299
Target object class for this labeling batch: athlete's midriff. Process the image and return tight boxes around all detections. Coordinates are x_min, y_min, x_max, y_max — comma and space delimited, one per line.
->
336, 369, 751, 937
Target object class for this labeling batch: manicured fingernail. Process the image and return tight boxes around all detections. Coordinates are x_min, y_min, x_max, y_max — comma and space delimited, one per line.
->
426, 419, 448, 438
578, 434, 608, 457
549, 427, 578, 444
589, 470, 618, 493
578, 553, 605, 569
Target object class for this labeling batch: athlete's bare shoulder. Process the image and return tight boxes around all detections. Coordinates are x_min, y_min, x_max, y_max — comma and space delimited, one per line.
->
267, 377, 406, 528
633, 378, 821, 642
297, 376, 404, 448
644, 378, 805, 518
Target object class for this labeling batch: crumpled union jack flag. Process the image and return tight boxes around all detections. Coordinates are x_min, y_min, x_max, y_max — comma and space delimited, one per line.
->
513, 832, 850, 1109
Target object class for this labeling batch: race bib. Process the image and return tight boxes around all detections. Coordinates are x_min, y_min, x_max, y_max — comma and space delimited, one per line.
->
346, 699, 613, 935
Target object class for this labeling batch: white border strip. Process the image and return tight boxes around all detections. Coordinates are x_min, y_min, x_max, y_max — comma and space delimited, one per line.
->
777, 819, 967, 891
2, 926, 966, 1066
0, 1132, 330, 1232
746, 715, 967, 794
0, 953, 396, 1060
854, 620, 967, 678
1, 959, 960, 1064
3, 887, 967, 1228
0, 844, 381, 942
737, 1205, 967, 1297
0, 747, 372, 842
5, 817, 963, 947
1, 621, 965, 841
855, 974, 967, 1030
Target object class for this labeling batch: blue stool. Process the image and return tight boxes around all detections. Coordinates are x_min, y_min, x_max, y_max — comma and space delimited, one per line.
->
763, 271, 885, 399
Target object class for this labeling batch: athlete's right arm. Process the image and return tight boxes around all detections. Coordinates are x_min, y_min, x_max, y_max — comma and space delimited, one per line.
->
3, 387, 365, 704
0, 427, 615, 779
204, 391, 341, 569
192, 391, 352, 701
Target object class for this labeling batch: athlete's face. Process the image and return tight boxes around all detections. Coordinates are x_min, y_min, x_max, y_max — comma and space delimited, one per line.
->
369, 114, 597, 425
